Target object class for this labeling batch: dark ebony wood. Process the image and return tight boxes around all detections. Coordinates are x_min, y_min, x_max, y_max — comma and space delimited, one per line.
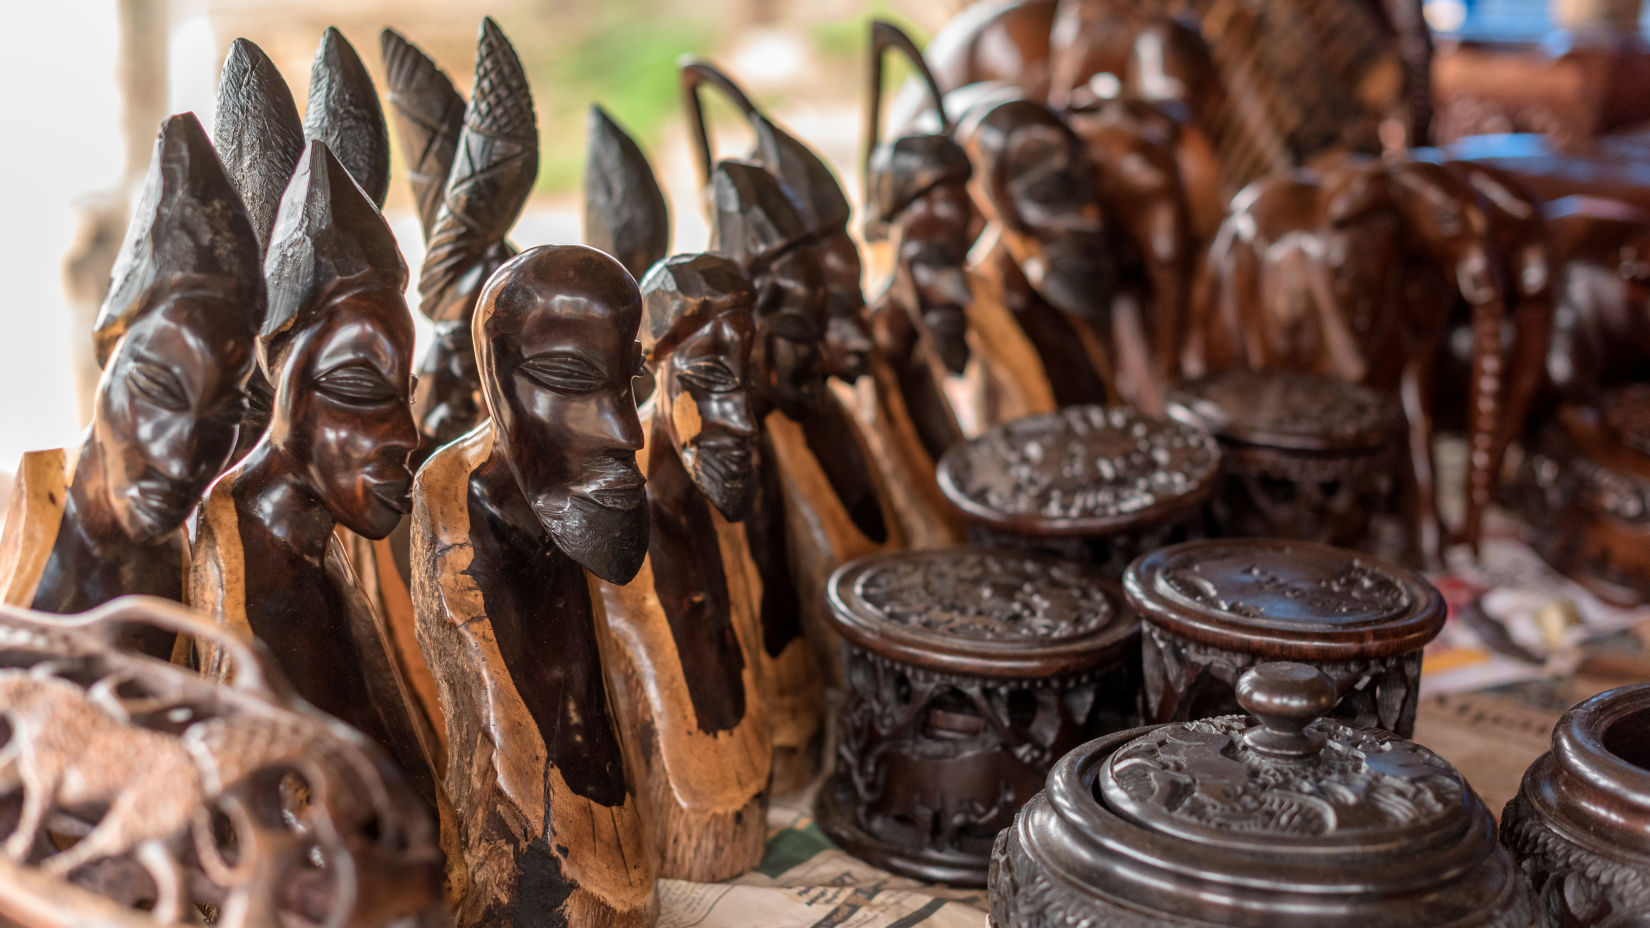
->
0, 114, 261, 661
1167, 371, 1401, 547
1123, 537, 1446, 735
1502, 682, 1650, 926
816, 548, 1138, 887
990, 662, 1536, 927
584, 105, 669, 283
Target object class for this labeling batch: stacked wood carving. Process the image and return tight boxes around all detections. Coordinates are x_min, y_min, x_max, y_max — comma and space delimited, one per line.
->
7, 4, 1650, 927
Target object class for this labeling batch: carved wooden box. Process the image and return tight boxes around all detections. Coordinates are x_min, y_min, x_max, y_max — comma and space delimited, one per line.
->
990, 663, 1537, 928
935, 405, 1220, 577
1510, 387, 1650, 607
1124, 537, 1445, 735
1502, 683, 1650, 926
1166, 371, 1400, 547
815, 548, 1140, 887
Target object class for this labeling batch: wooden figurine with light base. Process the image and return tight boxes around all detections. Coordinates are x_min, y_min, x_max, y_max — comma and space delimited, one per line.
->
411, 244, 659, 927
0, 114, 261, 661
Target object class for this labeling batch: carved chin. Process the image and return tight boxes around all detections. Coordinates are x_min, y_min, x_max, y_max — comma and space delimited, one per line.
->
687, 444, 757, 523
543, 494, 650, 584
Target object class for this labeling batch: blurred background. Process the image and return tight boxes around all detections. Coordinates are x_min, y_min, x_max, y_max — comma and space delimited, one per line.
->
2, 0, 1647, 468
0, 0, 957, 468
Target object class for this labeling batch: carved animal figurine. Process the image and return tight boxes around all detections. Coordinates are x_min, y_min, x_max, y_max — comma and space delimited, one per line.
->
960, 96, 1123, 407
190, 141, 437, 811
584, 104, 670, 282
593, 251, 772, 883
0, 115, 261, 660
0, 595, 442, 928
863, 20, 1056, 455
383, 19, 537, 462
1182, 155, 1523, 564
410, 245, 658, 927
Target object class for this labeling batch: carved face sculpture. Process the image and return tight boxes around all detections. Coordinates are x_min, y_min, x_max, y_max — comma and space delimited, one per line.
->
266, 288, 418, 538
815, 230, 874, 382
91, 112, 264, 542
475, 244, 648, 583
709, 160, 828, 420
94, 295, 254, 540
895, 184, 976, 375
965, 100, 1112, 319
641, 254, 760, 521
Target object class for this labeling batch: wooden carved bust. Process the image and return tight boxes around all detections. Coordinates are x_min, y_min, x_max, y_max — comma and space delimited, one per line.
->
0, 114, 261, 659
384, 19, 537, 461
593, 251, 773, 882
411, 244, 658, 927
190, 141, 437, 806
960, 97, 1120, 407
863, 21, 1055, 456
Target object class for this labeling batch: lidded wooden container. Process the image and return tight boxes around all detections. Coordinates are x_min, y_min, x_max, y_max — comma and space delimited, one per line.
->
815, 547, 1139, 887
1124, 537, 1445, 735
1166, 371, 1400, 546
990, 663, 1537, 928
1501, 683, 1650, 925
935, 405, 1220, 576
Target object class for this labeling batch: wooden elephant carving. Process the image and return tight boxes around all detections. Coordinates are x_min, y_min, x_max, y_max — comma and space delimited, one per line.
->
1183, 155, 1525, 564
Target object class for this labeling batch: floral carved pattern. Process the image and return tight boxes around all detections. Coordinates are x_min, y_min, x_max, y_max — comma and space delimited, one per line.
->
1502, 795, 1650, 928
851, 551, 1116, 641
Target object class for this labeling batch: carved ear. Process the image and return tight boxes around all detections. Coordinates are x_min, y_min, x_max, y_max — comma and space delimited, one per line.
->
584, 105, 670, 282
303, 27, 391, 208
380, 28, 465, 241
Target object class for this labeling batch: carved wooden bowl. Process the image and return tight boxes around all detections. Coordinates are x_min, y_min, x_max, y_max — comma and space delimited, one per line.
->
1502, 683, 1650, 926
1166, 371, 1401, 547
1510, 387, 1650, 607
1124, 537, 1446, 735
815, 547, 1140, 887
935, 405, 1221, 576
989, 663, 1537, 928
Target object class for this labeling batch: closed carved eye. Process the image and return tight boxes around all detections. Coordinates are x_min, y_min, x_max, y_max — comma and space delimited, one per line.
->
679, 359, 740, 393
128, 362, 191, 412
519, 353, 608, 394
315, 362, 399, 404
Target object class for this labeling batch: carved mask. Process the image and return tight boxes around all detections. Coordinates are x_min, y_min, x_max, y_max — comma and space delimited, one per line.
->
93, 113, 264, 541
641, 254, 760, 521
894, 182, 976, 374
816, 230, 874, 382
474, 244, 648, 584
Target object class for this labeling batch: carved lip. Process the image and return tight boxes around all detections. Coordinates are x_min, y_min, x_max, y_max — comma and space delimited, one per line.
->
575, 474, 646, 511
127, 484, 189, 530
368, 477, 413, 514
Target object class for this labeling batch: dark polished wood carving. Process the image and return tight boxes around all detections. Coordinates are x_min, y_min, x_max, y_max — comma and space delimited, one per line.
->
190, 141, 438, 811
816, 548, 1139, 887
1502, 682, 1650, 927
0, 595, 443, 928
412, 244, 657, 927
593, 251, 772, 881
0, 114, 261, 661
1124, 538, 1446, 735
304, 27, 389, 209
990, 662, 1534, 927
1167, 371, 1402, 547
584, 105, 669, 283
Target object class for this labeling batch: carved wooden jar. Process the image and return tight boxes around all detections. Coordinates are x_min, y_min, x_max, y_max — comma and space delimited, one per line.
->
990, 662, 1537, 928
1166, 371, 1401, 547
1511, 387, 1650, 607
935, 405, 1221, 577
1501, 683, 1650, 926
816, 547, 1140, 887
1124, 537, 1445, 735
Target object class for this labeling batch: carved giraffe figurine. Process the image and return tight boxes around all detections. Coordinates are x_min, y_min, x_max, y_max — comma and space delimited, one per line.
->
0, 114, 262, 661
411, 245, 659, 926
593, 251, 773, 882
862, 20, 1056, 455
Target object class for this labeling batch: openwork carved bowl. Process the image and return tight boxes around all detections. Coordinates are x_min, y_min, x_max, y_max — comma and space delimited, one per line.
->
1124, 537, 1445, 735
816, 548, 1140, 886
1502, 683, 1650, 927
935, 405, 1220, 576
1167, 371, 1400, 547
990, 663, 1536, 927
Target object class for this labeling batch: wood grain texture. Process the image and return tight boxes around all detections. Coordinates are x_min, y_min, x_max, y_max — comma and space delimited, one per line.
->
593, 415, 771, 882
412, 426, 659, 928
0, 448, 75, 607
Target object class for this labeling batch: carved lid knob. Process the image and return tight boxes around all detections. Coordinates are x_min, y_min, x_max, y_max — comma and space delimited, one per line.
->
1237, 663, 1335, 758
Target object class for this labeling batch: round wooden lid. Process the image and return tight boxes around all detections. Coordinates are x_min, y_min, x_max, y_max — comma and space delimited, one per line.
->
1515, 682, 1650, 859
1166, 370, 1400, 452
825, 547, 1138, 678
1124, 538, 1445, 661
935, 405, 1220, 537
